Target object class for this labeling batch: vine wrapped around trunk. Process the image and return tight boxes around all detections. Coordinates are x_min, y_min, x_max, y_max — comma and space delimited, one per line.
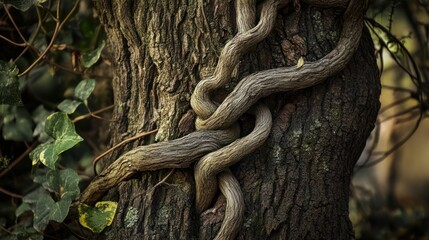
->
80, 0, 366, 239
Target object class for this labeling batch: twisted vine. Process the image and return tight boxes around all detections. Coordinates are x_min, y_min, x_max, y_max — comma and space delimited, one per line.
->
79, 0, 365, 239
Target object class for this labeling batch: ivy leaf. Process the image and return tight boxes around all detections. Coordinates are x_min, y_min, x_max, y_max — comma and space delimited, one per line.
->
2, 117, 33, 141
0, 60, 22, 105
29, 112, 83, 169
74, 79, 95, 102
21, 168, 79, 233
45, 112, 76, 139
78, 201, 118, 233
4, 223, 43, 240
54, 133, 85, 154
2, 0, 37, 12
41, 169, 80, 200
32, 105, 52, 142
82, 41, 105, 68
29, 142, 50, 166
15, 202, 32, 217
1, 107, 33, 141
39, 144, 57, 169
57, 99, 82, 114
21, 188, 71, 232
32, 194, 72, 232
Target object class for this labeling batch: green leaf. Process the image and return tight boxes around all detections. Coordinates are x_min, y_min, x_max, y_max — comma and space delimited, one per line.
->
45, 112, 82, 142
78, 201, 118, 233
0, 60, 22, 105
39, 144, 58, 169
32, 169, 47, 184
20, 169, 79, 232
22, 188, 73, 232
54, 134, 84, 154
30, 112, 83, 169
15, 203, 31, 217
2, 0, 37, 11
2, 117, 33, 141
82, 41, 105, 68
0, 104, 11, 117
0, 60, 18, 75
33, 194, 71, 232
22, 187, 45, 205
32, 105, 51, 123
5, 224, 43, 240
57, 99, 82, 114
42, 169, 80, 200
29, 142, 50, 166
74, 79, 95, 101
1, 107, 33, 141
32, 105, 52, 142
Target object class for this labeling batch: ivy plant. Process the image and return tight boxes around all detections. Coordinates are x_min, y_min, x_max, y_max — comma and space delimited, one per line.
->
0, 0, 113, 238
16, 169, 80, 232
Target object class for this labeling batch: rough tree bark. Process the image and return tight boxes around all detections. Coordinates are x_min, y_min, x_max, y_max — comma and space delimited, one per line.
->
93, 0, 380, 239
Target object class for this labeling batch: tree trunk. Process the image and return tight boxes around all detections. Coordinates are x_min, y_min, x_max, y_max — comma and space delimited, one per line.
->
94, 0, 380, 239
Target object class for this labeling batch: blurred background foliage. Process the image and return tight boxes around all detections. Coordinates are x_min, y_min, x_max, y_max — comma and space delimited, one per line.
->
353, 0, 429, 239
0, 0, 429, 239
0, 0, 112, 238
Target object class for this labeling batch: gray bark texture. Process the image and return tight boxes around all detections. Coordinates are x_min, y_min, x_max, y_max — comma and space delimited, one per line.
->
94, 0, 380, 239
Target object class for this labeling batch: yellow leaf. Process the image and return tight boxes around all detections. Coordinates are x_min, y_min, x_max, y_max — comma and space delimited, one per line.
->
296, 56, 305, 69
78, 201, 118, 233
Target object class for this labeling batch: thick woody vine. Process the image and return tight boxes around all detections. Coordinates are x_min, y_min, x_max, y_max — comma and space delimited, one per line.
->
79, 0, 365, 239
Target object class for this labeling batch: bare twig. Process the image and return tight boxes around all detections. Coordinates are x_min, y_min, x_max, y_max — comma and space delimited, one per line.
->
72, 105, 114, 123
0, 142, 37, 178
0, 187, 23, 199
18, 0, 81, 76
3, 4, 27, 42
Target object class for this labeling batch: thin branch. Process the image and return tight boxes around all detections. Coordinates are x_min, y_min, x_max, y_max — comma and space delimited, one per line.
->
0, 142, 37, 178
367, 18, 422, 86
357, 112, 422, 168
82, 105, 113, 122
0, 187, 23, 198
395, 110, 421, 124
382, 84, 415, 93
0, 34, 27, 46
379, 105, 419, 123
72, 105, 114, 123
14, 4, 48, 63
0, 225, 12, 235
379, 96, 413, 114
18, 0, 81, 77
3, 4, 27, 42
44, 58, 84, 75
387, 1, 398, 32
